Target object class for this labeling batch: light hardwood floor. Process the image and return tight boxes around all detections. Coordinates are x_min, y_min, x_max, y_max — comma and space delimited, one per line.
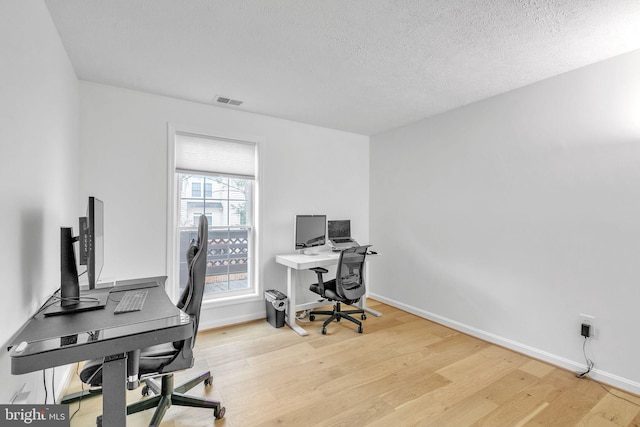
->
64, 300, 640, 426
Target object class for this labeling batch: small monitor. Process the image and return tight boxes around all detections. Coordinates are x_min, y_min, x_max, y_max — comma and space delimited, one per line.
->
328, 220, 350, 239
294, 215, 326, 251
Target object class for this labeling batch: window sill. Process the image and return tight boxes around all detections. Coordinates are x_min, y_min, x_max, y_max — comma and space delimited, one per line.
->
201, 292, 263, 308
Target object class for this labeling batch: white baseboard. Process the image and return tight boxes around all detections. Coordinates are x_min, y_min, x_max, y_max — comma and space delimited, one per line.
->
369, 293, 640, 396
198, 311, 265, 331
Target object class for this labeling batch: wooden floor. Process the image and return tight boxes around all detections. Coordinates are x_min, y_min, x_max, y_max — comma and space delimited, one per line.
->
64, 300, 640, 426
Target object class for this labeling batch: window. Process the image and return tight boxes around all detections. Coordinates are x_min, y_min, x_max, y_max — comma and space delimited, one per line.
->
191, 182, 213, 199
170, 131, 258, 301
192, 182, 202, 197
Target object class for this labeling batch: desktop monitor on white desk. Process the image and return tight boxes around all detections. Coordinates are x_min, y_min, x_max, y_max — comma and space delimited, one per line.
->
275, 248, 381, 337
294, 214, 326, 255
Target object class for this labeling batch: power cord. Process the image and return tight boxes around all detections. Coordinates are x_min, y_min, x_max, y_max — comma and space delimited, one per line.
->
575, 336, 594, 379
296, 310, 311, 322
594, 380, 640, 407
69, 363, 83, 421
42, 370, 48, 404
42, 368, 56, 404
574, 336, 640, 407
42, 363, 85, 420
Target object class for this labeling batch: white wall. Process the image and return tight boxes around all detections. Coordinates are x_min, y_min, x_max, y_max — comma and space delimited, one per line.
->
0, 0, 80, 404
370, 49, 640, 393
79, 81, 369, 329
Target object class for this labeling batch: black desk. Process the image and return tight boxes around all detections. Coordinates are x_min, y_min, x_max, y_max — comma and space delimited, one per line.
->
7, 278, 193, 427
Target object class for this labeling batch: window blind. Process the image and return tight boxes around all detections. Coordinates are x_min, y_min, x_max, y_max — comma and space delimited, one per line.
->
175, 132, 256, 179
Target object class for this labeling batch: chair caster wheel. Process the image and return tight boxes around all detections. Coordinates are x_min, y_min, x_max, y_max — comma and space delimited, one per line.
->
322, 327, 327, 335
309, 314, 315, 321
215, 406, 226, 419
141, 385, 150, 396
361, 314, 367, 320
358, 326, 363, 333
204, 375, 213, 386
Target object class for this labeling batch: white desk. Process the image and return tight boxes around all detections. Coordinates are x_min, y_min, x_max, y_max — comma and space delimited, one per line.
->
275, 250, 381, 336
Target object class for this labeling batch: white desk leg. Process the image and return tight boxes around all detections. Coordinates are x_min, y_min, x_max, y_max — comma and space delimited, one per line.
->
359, 298, 382, 317
359, 259, 382, 317
286, 267, 308, 336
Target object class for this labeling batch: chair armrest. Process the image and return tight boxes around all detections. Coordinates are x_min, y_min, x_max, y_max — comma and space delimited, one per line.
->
309, 267, 328, 295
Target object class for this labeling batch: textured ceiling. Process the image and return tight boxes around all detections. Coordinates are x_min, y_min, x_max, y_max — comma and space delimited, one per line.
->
44, 0, 640, 135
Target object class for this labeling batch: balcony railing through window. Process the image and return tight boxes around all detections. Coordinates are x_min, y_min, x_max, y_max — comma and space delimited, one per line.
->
178, 227, 250, 295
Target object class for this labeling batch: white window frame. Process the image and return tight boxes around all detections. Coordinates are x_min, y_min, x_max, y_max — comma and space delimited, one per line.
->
167, 125, 262, 306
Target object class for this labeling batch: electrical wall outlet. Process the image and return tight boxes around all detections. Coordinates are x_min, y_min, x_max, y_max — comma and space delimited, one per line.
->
579, 313, 595, 338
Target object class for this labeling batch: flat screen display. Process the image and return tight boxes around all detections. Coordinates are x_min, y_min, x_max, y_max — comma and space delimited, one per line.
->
83, 196, 104, 289
295, 215, 326, 250
328, 220, 350, 239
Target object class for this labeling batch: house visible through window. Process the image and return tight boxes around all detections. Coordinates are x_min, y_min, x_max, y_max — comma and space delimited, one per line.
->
172, 131, 257, 300
192, 182, 201, 197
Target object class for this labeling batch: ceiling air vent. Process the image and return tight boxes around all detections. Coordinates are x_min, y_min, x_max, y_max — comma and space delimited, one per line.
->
214, 95, 243, 107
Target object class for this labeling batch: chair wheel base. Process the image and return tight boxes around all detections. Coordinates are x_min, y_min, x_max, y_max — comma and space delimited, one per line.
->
215, 406, 226, 419
322, 327, 327, 335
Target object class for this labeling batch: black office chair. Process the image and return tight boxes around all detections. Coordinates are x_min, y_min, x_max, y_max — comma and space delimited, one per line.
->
78, 215, 225, 424
308, 246, 368, 334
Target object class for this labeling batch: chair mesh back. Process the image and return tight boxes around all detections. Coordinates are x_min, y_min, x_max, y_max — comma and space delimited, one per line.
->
335, 246, 367, 301
176, 215, 208, 348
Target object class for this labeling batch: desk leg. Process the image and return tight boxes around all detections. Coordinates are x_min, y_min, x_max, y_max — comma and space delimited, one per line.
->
359, 260, 382, 317
286, 267, 308, 336
358, 298, 382, 317
100, 353, 127, 427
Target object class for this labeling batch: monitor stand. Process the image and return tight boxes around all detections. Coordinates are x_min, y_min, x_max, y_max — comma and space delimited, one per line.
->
299, 249, 319, 256
43, 289, 109, 317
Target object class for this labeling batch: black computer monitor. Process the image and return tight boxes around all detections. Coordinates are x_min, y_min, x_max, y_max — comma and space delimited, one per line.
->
80, 196, 104, 289
294, 215, 326, 252
60, 226, 80, 306
54, 196, 106, 315
60, 196, 104, 307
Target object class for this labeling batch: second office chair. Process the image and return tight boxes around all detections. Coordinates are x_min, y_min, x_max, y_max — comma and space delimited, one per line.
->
308, 246, 368, 334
